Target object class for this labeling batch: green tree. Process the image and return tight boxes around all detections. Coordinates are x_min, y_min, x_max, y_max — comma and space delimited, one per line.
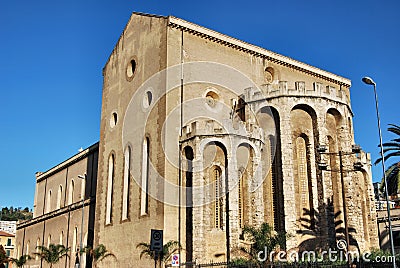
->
241, 223, 287, 265
375, 124, 400, 196
0, 245, 8, 268
9, 255, 31, 268
136, 240, 181, 267
82, 244, 116, 268
33, 244, 69, 268
375, 124, 400, 164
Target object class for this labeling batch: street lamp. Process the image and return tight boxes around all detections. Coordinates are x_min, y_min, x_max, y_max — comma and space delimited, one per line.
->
77, 174, 87, 268
317, 145, 362, 262
362, 76, 396, 267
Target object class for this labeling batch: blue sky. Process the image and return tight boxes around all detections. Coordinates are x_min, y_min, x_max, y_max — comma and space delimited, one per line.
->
0, 0, 399, 208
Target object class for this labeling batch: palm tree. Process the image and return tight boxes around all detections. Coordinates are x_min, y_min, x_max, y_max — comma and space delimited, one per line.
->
379, 162, 400, 196
9, 255, 31, 268
82, 244, 116, 267
375, 124, 400, 196
241, 222, 287, 264
33, 244, 69, 268
136, 240, 181, 267
375, 124, 400, 164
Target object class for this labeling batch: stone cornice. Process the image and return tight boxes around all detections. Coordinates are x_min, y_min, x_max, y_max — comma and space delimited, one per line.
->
167, 16, 351, 87
35, 142, 99, 182
16, 198, 94, 229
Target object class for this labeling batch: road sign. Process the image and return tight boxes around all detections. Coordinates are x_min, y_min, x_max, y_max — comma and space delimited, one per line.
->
171, 254, 179, 266
150, 229, 163, 252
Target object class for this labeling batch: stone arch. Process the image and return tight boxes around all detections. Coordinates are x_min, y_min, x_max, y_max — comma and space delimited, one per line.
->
257, 106, 284, 232
236, 143, 255, 227
291, 104, 319, 234
202, 141, 229, 260
326, 108, 343, 145
183, 145, 194, 263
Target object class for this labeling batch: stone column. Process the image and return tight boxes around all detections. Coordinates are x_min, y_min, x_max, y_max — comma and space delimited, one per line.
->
192, 140, 206, 260
279, 108, 297, 250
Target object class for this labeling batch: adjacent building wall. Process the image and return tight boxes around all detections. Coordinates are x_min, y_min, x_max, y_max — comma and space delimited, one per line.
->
15, 143, 98, 268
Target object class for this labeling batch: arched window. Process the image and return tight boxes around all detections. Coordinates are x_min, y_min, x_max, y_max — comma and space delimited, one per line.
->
213, 166, 223, 229
295, 136, 314, 229
57, 185, 63, 209
59, 231, 64, 245
46, 190, 52, 213
26, 241, 30, 256
68, 180, 75, 205
72, 227, 78, 254
238, 169, 244, 228
122, 146, 131, 220
47, 234, 51, 247
141, 138, 149, 216
81, 176, 86, 201
106, 154, 115, 224
35, 239, 40, 260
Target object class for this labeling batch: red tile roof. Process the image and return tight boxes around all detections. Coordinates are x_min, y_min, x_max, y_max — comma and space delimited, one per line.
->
0, 230, 14, 237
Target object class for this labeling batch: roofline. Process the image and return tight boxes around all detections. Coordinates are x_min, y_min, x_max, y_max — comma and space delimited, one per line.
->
167, 16, 351, 87
0, 231, 15, 237
102, 12, 168, 74
102, 12, 351, 87
36, 142, 99, 182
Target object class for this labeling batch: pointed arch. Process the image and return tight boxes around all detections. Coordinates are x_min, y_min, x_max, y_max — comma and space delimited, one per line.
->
140, 138, 150, 216
122, 146, 131, 220
183, 145, 194, 263
68, 180, 75, 205
106, 153, 115, 224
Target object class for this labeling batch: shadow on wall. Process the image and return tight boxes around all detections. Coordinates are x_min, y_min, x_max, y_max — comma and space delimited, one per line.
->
296, 199, 359, 253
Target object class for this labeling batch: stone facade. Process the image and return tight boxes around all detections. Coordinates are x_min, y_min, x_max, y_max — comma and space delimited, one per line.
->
15, 143, 98, 268
95, 12, 379, 267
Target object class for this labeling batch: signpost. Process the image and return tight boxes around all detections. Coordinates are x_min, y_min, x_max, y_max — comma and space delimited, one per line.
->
171, 254, 179, 267
150, 229, 163, 268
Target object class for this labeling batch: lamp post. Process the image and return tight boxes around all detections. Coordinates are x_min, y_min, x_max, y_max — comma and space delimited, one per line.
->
362, 76, 396, 267
317, 145, 362, 267
77, 174, 87, 268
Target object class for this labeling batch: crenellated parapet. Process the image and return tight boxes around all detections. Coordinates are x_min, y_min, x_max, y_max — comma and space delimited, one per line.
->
243, 80, 350, 107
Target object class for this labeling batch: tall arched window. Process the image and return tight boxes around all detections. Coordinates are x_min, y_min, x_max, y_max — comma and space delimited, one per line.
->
46, 190, 52, 213
213, 166, 223, 229
122, 146, 131, 220
59, 231, 64, 245
296, 136, 314, 229
47, 234, 51, 247
35, 239, 40, 260
106, 154, 115, 224
68, 180, 75, 205
81, 177, 86, 201
26, 241, 30, 256
238, 169, 244, 228
57, 185, 63, 209
72, 227, 78, 254
141, 138, 149, 216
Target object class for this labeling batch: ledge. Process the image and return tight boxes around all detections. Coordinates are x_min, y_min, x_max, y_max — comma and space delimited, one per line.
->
17, 198, 94, 229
